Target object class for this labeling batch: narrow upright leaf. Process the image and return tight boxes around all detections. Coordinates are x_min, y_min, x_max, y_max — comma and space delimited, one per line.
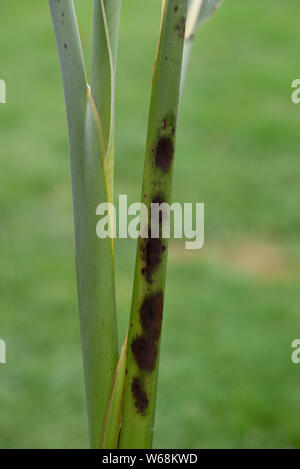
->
181, 0, 223, 94
118, 0, 188, 449
100, 334, 127, 449
186, 0, 223, 39
92, 0, 121, 200
49, 0, 119, 448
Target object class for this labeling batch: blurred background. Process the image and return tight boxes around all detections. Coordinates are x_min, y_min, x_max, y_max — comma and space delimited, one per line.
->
1, 0, 300, 448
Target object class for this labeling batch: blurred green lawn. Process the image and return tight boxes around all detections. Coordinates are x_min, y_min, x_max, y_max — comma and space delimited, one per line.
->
1, 0, 300, 448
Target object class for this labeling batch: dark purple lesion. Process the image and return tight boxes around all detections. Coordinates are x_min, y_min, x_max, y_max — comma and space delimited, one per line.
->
140, 236, 165, 283
131, 377, 149, 415
155, 136, 173, 172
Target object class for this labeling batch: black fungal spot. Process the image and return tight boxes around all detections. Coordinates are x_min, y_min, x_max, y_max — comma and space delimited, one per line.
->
131, 336, 157, 372
140, 292, 163, 341
140, 237, 164, 283
175, 16, 186, 39
131, 378, 149, 414
131, 291, 164, 372
64, 43, 67, 49
155, 137, 173, 172
174, 6, 178, 12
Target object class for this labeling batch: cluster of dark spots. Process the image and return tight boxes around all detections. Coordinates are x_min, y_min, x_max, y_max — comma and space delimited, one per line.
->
140, 237, 164, 283
131, 378, 148, 414
140, 292, 163, 341
155, 136, 173, 172
175, 16, 186, 39
131, 336, 157, 371
131, 292, 164, 373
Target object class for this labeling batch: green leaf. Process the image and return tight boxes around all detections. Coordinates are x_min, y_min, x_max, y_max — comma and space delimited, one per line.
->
100, 334, 128, 449
186, 0, 223, 38
49, 0, 119, 448
181, 0, 223, 96
82, 89, 118, 448
118, 0, 188, 449
92, 0, 121, 201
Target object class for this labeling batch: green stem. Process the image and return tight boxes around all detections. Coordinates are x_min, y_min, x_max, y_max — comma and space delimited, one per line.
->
119, 0, 188, 449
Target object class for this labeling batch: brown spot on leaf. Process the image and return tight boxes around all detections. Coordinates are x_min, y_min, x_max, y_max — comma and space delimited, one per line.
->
131, 378, 148, 414
140, 237, 164, 283
131, 292, 164, 372
131, 336, 157, 371
140, 292, 163, 341
155, 137, 173, 172
64, 43, 67, 49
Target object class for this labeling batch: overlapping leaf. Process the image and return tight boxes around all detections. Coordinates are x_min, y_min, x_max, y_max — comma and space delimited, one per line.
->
49, 0, 121, 448
186, 0, 223, 38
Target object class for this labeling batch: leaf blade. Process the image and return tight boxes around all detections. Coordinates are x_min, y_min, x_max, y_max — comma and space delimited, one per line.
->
100, 334, 128, 449
181, 0, 223, 95
118, 0, 188, 449
49, 0, 119, 448
186, 0, 223, 38
92, 0, 121, 201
